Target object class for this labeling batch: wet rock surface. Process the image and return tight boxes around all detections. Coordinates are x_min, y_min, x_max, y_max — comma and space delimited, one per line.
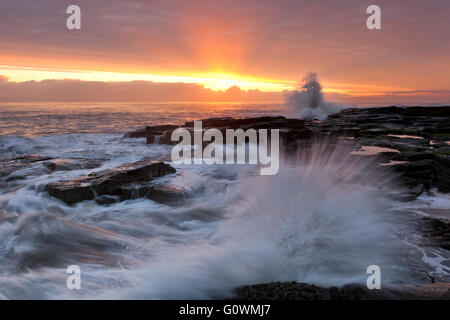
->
125, 106, 450, 194
421, 217, 450, 251
45, 160, 177, 205
124, 116, 313, 147
229, 281, 450, 300
0, 155, 52, 179
308, 106, 450, 137
42, 158, 102, 172
0, 155, 102, 182
230, 282, 378, 300
312, 106, 450, 194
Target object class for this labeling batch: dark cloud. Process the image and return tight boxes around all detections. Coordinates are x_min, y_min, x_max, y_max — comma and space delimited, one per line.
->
0, 79, 284, 102
1, 78, 448, 105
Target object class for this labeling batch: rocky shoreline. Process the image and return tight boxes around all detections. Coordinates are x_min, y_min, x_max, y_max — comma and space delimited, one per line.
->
125, 106, 450, 195
125, 105, 450, 300
1, 105, 449, 299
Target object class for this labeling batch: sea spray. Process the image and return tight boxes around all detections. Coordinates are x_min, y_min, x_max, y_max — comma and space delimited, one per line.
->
100, 141, 406, 299
0, 134, 416, 299
285, 73, 344, 120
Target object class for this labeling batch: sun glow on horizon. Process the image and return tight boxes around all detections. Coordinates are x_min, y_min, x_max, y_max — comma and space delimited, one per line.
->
0, 65, 296, 92
0, 65, 421, 99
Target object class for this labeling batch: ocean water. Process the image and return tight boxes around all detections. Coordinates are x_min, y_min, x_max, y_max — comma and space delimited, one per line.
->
0, 102, 283, 137
0, 102, 448, 299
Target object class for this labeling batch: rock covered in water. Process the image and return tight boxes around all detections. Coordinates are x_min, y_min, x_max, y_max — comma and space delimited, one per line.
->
0, 155, 52, 179
45, 160, 176, 205
43, 158, 102, 172
0, 155, 102, 182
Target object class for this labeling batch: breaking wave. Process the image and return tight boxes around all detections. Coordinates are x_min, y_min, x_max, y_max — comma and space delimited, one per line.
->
0, 134, 416, 299
103, 142, 402, 299
285, 73, 344, 120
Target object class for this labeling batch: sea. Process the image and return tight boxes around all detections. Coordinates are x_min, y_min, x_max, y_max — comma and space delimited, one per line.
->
0, 102, 449, 299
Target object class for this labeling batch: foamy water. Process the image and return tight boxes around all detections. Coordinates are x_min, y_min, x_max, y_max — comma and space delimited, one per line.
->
0, 103, 448, 299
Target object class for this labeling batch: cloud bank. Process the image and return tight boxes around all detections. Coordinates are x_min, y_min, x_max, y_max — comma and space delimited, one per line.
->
0, 78, 284, 102
1, 76, 448, 105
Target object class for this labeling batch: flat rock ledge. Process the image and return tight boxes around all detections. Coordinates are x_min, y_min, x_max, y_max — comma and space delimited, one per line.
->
45, 160, 176, 205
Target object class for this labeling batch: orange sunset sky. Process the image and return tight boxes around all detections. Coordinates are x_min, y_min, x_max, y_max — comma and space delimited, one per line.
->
0, 0, 449, 104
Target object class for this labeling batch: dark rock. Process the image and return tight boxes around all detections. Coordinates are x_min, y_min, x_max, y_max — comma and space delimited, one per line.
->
43, 158, 101, 172
45, 161, 176, 205
435, 154, 450, 192
0, 155, 53, 179
421, 217, 450, 250
124, 116, 313, 148
395, 283, 450, 300
393, 159, 435, 190
124, 106, 450, 194
318, 106, 450, 138
229, 282, 398, 300
123, 124, 179, 143
0, 155, 102, 183
229, 281, 450, 300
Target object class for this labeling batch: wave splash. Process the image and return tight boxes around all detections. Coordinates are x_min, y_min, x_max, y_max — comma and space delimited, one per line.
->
0, 134, 409, 299
285, 72, 344, 120
105, 142, 404, 299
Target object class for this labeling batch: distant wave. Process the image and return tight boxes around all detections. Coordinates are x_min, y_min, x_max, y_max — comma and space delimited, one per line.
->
285, 72, 344, 120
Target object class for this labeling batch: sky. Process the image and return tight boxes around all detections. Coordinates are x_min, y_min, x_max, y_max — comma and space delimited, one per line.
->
0, 0, 449, 104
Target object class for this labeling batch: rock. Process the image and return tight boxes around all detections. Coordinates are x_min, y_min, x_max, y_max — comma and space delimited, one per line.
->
0, 155, 53, 179
123, 124, 179, 144
229, 282, 397, 300
421, 217, 450, 250
393, 159, 435, 190
229, 281, 450, 300
0, 155, 102, 182
395, 283, 450, 299
96, 184, 188, 205
43, 158, 101, 172
435, 154, 450, 192
45, 161, 176, 205
124, 106, 450, 194
124, 116, 313, 148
